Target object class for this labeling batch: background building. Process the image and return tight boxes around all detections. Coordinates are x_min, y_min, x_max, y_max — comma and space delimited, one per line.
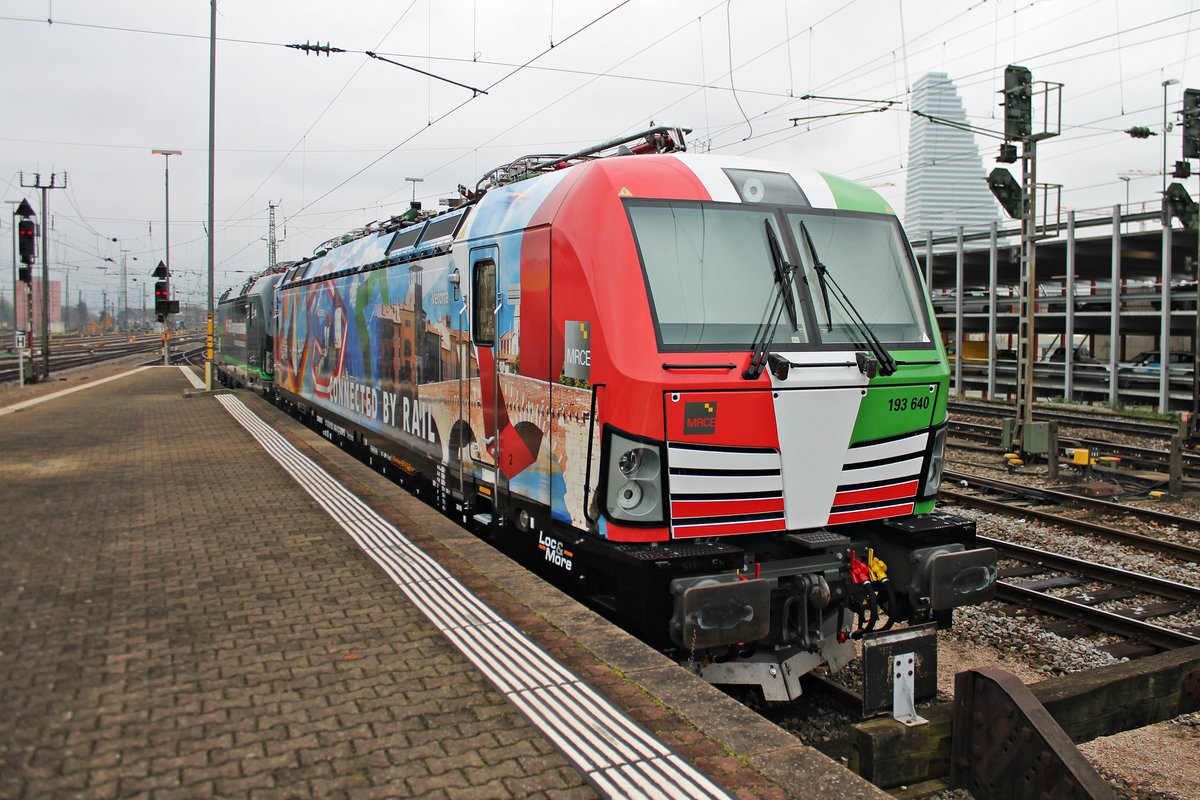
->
904, 72, 1001, 240
14, 279, 63, 333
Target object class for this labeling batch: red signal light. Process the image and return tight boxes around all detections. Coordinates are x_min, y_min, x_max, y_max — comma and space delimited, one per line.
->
18, 219, 36, 265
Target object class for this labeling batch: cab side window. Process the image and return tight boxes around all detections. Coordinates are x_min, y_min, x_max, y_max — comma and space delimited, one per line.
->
472, 259, 496, 346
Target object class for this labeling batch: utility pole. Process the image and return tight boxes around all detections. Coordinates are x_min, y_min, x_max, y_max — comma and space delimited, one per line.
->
20, 172, 67, 380
120, 249, 129, 332
205, 0, 217, 391
267, 201, 279, 269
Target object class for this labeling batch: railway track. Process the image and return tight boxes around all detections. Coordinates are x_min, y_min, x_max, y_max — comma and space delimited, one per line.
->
943, 470, 1200, 534
943, 471, 1200, 556
937, 468, 1200, 658
947, 419, 1200, 484
0, 334, 203, 382
987, 536, 1200, 653
948, 399, 1182, 439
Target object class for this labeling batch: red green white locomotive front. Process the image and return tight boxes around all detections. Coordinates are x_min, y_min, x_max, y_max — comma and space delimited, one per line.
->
271, 143, 997, 700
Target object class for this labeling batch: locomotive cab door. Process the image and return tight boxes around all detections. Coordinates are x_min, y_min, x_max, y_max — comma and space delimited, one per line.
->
470, 247, 503, 525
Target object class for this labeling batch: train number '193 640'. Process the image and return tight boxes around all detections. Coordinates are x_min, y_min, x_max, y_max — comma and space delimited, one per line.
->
887, 395, 932, 413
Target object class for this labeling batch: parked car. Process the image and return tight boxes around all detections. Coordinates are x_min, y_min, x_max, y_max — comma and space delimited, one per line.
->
1118, 350, 1196, 388
1040, 344, 1098, 363
1033, 344, 1113, 383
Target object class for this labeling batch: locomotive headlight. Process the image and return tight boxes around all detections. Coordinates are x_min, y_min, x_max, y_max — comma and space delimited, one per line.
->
923, 424, 948, 497
618, 445, 659, 479
616, 481, 644, 509
615, 480, 661, 514
618, 448, 642, 477
606, 431, 665, 523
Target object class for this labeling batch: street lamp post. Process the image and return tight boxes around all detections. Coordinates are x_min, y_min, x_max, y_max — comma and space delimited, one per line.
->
152, 149, 181, 366
1163, 79, 1179, 208
1160, 79, 1178, 411
1119, 176, 1130, 234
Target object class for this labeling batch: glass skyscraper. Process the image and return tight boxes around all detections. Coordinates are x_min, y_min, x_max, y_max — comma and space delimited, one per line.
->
904, 72, 1001, 240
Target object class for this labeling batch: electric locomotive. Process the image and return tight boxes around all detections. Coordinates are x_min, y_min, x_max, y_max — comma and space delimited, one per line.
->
220, 128, 997, 701
215, 267, 288, 397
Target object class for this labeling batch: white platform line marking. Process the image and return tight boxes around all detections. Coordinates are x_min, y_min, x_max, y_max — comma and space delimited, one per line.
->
1, 365, 154, 417
201, 382, 731, 800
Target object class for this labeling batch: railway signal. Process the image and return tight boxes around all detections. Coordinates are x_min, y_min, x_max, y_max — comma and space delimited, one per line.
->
987, 168, 1023, 218
1183, 88, 1200, 159
16, 199, 35, 283
1003, 65, 1033, 140
17, 219, 34, 283
153, 261, 178, 322
1165, 182, 1198, 230
994, 65, 1064, 459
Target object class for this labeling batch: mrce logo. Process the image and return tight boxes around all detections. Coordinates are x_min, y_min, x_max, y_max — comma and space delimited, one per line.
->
683, 401, 717, 435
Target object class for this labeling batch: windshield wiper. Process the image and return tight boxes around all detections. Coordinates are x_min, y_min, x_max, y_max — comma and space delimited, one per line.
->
802, 226, 834, 332
743, 220, 798, 380
798, 221, 897, 377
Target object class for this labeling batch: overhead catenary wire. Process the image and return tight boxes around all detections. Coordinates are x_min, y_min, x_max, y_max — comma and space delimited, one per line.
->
4, 2, 1196, 279
219, 2, 422, 234
277, 0, 632, 245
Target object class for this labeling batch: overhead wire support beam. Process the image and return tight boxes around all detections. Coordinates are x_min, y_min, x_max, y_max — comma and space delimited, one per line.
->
911, 110, 1009, 142
798, 93, 898, 106
791, 95, 896, 126
789, 108, 892, 124
365, 51, 488, 97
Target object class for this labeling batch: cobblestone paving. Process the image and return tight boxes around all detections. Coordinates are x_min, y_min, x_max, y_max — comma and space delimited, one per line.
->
0, 368, 596, 799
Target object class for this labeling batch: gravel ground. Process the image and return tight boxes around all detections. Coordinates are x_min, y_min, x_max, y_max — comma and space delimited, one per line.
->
930, 434, 1200, 800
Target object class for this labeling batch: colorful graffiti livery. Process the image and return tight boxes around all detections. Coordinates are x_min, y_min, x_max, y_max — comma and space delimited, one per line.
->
216, 129, 997, 701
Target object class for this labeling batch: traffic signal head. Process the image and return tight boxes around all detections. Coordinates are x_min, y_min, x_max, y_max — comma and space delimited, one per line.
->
1003, 65, 1033, 141
18, 266, 31, 283
988, 167, 1024, 218
18, 219, 36, 265
1184, 88, 1200, 160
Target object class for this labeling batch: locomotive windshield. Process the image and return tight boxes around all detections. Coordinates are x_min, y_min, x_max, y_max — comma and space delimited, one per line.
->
787, 211, 931, 346
628, 202, 808, 350
628, 200, 931, 352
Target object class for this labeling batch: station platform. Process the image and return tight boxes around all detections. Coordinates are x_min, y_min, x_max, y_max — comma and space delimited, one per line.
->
0, 365, 885, 799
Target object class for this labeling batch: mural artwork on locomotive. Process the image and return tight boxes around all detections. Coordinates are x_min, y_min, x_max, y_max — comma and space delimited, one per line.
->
273, 181, 598, 533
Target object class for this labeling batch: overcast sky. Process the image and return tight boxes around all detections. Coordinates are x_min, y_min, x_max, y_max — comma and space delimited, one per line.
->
0, 0, 1195, 310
